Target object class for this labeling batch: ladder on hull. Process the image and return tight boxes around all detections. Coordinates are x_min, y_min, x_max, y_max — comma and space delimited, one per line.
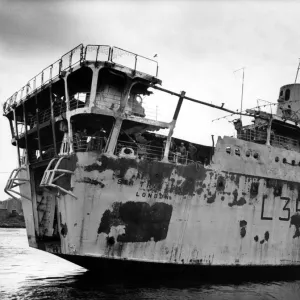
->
4, 167, 31, 201
40, 157, 76, 198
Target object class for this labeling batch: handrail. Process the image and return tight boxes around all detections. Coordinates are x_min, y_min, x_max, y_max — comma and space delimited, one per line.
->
112, 46, 158, 65
73, 135, 107, 152
111, 46, 158, 77
237, 129, 299, 150
3, 44, 159, 115
84, 45, 111, 62
4, 167, 31, 201
40, 157, 77, 198
115, 140, 194, 165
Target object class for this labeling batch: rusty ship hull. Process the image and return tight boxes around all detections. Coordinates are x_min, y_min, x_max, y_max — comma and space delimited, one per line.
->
18, 137, 300, 270
4, 44, 300, 276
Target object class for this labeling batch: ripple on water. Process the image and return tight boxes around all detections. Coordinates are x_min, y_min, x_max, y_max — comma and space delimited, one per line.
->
2, 229, 300, 300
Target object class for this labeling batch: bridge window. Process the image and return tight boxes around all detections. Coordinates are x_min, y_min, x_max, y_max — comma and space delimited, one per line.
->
285, 89, 290, 101
279, 90, 283, 97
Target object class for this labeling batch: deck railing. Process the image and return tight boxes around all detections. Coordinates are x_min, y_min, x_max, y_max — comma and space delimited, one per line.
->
114, 140, 193, 165
111, 47, 158, 78
84, 45, 111, 62
3, 45, 158, 114
4, 44, 84, 114
115, 140, 164, 161
73, 135, 106, 152
27, 107, 55, 129
271, 134, 299, 149
238, 129, 299, 150
237, 130, 268, 143
14, 94, 89, 138
28, 143, 61, 164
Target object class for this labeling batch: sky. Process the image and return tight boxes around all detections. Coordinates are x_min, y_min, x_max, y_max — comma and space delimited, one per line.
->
1, 0, 300, 199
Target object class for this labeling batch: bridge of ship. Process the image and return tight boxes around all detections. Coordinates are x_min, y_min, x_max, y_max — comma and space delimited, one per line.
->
4, 44, 300, 192
4, 44, 300, 200
3, 44, 216, 200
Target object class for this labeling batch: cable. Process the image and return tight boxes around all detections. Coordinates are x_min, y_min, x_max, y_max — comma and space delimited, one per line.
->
212, 98, 300, 122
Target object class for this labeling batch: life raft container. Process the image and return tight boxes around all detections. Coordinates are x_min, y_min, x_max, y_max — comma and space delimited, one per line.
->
119, 147, 136, 158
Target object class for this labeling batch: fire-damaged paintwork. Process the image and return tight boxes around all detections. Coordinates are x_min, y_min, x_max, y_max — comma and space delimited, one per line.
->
20, 135, 300, 268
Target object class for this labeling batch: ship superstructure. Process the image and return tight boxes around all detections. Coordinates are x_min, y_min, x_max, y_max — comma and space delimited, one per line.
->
4, 44, 300, 273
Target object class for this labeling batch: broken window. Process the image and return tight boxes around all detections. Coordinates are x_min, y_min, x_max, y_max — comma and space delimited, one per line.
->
67, 67, 93, 110
126, 94, 146, 118
71, 114, 114, 153
127, 82, 158, 120
115, 120, 163, 161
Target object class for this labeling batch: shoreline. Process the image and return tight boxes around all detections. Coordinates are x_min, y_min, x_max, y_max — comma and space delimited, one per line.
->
0, 215, 26, 229
0, 224, 26, 228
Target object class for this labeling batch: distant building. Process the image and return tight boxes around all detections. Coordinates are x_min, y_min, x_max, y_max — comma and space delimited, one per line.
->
0, 198, 23, 216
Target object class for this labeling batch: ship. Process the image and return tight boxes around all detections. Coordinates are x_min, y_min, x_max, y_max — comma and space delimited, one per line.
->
4, 43, 300, 277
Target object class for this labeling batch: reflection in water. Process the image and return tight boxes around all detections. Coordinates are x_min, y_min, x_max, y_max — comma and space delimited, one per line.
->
1, 229, 300, 300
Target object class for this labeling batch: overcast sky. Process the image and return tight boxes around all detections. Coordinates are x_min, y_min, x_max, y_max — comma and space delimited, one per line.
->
1, 0, 300, 200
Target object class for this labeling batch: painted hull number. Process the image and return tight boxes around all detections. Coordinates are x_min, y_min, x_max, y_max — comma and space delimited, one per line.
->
261, 196, 300, 221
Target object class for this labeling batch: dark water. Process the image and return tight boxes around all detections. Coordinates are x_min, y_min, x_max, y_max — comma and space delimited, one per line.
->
1, 229, 300, 300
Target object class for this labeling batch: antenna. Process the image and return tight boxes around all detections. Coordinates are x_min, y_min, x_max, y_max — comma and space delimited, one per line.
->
295, 58, 300, 84
233, 67, 245, 121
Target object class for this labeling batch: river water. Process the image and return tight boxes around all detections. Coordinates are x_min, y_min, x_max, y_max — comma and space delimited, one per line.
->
1, 229, 300, 300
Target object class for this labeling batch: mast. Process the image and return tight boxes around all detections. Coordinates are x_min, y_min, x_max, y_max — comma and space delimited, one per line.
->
233, 67, 245, 121
294, 58, 300, 84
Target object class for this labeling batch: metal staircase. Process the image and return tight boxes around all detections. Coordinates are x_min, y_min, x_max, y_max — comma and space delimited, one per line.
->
40, 157, 76, 198
4, 167, 31, 200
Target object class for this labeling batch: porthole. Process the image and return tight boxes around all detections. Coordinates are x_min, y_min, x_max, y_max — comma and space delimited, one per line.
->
253, 152, 259, 159
292, 160, 296, 166
246, 150, 251, 157
235, 148, 240, 156
226, 147, 231, 154
283, 158, 287, 163
275, 156, 279, 162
